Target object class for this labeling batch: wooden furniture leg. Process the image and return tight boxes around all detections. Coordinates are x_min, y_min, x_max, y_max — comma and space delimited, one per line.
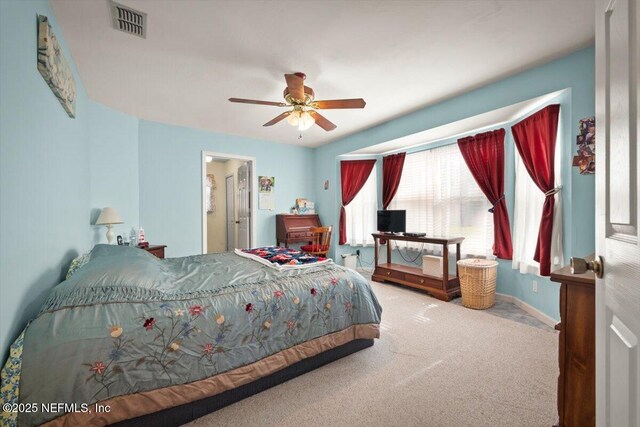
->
386, 238, 392, 264
442, 245, 449, 299
456, 243, 461, 278
374, 236, 379, 267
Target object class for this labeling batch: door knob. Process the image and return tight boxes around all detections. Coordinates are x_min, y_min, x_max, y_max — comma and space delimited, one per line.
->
570, 256, 604, 278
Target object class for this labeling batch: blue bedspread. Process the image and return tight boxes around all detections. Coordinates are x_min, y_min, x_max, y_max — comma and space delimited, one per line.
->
2, 245, 381, 426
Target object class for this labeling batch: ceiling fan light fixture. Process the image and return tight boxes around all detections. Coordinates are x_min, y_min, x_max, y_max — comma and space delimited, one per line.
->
286, 111, 300, 126
286, 110, 315, 131
297, 110, 315, 131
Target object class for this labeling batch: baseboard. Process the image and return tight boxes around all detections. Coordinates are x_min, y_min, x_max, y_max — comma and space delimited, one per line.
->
495, 293, 558, 328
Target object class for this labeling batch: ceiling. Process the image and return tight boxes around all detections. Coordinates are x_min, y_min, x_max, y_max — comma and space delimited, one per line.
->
50, 0, 595, 148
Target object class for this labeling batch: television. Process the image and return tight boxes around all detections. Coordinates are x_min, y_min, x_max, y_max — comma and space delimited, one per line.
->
377, 210, 406, 233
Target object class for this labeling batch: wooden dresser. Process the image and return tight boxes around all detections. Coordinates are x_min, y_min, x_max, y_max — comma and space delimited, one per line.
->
550, 258, 595, 427
276, 214, 321, 247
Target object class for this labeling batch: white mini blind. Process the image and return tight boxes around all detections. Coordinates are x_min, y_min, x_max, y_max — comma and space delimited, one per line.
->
389, 144, 494, 257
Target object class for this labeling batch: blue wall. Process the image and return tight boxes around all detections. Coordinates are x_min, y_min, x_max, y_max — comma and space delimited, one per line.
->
315, 47, 596, 321
138, 120, 316, 257
0, 0, 91, 357
89, 101, 140, 244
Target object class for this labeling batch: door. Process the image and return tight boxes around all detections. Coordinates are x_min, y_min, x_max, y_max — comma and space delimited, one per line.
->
595, 0, 639, 425
225, 174, 235, 251
237, 162, 251, 249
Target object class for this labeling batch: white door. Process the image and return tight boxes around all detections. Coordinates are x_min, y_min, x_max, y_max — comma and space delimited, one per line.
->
237, 162, 251, 249
225, 175, 235, 251
595, 0, 639, 425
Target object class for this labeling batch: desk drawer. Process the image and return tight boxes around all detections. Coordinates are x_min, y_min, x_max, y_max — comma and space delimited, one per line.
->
287, 232, 311, 239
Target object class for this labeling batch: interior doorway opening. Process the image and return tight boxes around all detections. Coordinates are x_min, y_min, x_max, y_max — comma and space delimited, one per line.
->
202, 152, 256, 254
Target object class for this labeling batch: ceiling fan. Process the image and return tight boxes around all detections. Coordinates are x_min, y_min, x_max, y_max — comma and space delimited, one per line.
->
229, 72, 366, 132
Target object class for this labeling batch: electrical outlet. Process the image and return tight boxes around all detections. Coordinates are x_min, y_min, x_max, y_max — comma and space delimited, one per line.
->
356, 249, 360, 257
532, 280, 538, 293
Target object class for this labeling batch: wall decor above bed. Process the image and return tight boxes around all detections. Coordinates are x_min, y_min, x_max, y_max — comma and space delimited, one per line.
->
37, 15, 77, 118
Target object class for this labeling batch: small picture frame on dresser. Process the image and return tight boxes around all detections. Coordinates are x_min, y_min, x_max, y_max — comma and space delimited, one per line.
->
117, 235, 123, 245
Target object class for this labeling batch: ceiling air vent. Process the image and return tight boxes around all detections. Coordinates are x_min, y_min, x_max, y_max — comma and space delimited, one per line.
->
110, 1, 147, 38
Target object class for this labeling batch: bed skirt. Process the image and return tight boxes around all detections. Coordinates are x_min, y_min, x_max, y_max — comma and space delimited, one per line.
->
43, 324, 379, 427
112, 338, 374, 427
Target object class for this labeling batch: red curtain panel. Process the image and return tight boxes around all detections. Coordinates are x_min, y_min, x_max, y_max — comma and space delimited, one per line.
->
339, 159, 377, 245
511, 104, 561, 276
382, 153, 406, 209
458, 129, 513, 260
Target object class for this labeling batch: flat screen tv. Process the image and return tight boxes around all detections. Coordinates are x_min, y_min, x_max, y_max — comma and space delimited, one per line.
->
377, 210, 406, 233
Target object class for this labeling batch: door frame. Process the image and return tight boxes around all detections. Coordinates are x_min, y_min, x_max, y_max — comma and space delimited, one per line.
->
225, 173, 235, 251
201, 151, 257, 254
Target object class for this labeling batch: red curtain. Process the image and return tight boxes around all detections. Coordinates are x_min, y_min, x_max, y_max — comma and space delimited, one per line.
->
458, 129, 513, 260
382, 153, 406, 209
339, 159, 376, 245
511, 104, 560, 276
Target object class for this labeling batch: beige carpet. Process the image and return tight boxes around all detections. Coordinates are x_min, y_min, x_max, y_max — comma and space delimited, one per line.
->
186, 281, 558, 427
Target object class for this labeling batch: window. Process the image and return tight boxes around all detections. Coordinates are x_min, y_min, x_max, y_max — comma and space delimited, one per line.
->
512, 133, 564, 275
345, 164, 378, 246
389, 144, 494, 257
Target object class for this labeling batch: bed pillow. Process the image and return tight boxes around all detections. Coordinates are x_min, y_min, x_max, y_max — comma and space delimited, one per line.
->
65, 251, 92, 280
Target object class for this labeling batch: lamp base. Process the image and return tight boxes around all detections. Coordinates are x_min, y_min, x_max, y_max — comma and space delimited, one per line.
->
106, 224, 115, 244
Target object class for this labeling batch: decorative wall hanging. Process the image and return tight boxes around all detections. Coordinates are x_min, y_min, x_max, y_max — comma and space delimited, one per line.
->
258, 176, 275, 210
206, 174, 217, 213
572, 117, 595, 175
296, 198, 315, 214
37, 15, 77, 118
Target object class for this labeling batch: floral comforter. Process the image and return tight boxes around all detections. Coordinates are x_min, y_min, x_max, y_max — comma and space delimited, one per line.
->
1, 245, 381, 426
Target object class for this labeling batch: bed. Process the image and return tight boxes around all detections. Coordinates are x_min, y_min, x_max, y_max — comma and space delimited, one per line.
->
1, 244, 381, 426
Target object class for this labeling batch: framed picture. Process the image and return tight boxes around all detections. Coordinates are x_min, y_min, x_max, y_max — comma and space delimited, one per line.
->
573, 117, 595, 175
37, 15, 77, 118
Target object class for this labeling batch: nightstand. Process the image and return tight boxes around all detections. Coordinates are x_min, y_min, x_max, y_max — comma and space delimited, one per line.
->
141, 245, 167, 259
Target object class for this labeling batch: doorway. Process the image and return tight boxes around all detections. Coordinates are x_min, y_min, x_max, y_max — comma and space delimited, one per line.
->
201, 151, 256, 254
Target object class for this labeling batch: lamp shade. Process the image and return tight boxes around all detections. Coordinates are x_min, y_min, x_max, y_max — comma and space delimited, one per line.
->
96, 207, 123, 225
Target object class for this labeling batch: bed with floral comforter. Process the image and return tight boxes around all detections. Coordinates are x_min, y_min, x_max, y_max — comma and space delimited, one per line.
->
1, 244, 381, 426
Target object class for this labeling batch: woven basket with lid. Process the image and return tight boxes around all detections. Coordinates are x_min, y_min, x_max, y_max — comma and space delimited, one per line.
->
457, 258, 499, 309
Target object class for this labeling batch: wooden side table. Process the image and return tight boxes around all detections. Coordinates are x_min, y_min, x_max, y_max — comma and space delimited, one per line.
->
141, 245, 167, 259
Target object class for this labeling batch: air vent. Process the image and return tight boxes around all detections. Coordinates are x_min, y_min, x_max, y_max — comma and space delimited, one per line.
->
110, 1, 146, 38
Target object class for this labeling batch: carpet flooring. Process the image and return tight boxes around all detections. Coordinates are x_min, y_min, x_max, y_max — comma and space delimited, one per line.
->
186, 281, 559, 427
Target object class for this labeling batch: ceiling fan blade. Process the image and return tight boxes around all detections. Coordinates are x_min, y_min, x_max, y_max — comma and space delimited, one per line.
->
229, 98, 287, 107
284, 74, 305, 101
313, 99, 366, 109
309, 111, 337, 131
263, 111, 291, 127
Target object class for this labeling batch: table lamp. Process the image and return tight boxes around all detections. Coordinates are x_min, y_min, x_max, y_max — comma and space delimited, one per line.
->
96, 207, 124, 244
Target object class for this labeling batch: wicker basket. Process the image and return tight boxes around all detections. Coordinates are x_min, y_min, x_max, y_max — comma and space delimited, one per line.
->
457, 258, 499, 310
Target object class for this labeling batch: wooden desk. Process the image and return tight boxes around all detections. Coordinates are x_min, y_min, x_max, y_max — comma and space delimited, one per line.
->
550, 257, 595, 427
371, 233, 464, 301
276, 214, 321, 247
